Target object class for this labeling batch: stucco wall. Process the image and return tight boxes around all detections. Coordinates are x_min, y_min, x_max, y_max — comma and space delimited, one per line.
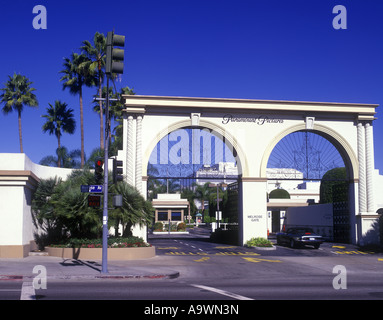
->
0, 153, 75, 257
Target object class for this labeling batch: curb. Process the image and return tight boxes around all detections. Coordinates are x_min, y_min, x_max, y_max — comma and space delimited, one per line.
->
245, 245, 276, 251
0, 271, 180, 281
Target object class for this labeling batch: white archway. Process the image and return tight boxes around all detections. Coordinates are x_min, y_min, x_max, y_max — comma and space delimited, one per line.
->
120, 95, 378, 245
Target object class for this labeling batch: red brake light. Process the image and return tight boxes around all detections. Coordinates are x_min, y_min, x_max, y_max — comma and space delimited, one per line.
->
305, 232, 311, 235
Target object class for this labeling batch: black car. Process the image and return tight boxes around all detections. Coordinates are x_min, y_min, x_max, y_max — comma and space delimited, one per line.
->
276, 227, 324, 249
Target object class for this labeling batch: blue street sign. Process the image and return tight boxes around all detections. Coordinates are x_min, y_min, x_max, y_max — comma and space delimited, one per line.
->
81, 185, 90, 193
89, 185, 103, 193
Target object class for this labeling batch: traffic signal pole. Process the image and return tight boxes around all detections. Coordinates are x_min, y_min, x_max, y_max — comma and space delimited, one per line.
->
101, 74, 110, 274
101, 31, 125, 274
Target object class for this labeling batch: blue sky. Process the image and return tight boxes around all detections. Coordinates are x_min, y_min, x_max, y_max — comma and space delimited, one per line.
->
0, 0, 382, 174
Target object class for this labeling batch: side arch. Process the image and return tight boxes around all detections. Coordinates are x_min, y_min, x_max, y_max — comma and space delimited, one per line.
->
260, 123, 359, 181
142, 119, 249, 177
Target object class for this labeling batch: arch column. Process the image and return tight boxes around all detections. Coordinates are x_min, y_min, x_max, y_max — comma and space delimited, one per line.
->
126, 115, 134, 186
357, 122, 367, 214
122, 110, 146, 241
135, 115, 143, 193
365, 121, 375, 214
239, 177, 268, 245
356, 120, 377, 245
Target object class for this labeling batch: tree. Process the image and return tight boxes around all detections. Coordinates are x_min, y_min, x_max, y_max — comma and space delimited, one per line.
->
42, 100, 76, 167
110, 182, 154, 237
31, 177, 65, 249
39, 146, 82, 169
60, 53, 95, 168
92, 85, 136, 156
81, 32, 106, 150
110, 86, 135, 153
195, 182, 213, 213
320, 167, 347, 204
0, 73, 38, 153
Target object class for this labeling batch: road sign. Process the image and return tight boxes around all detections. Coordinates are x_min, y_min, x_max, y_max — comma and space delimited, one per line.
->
88, 195, 101, 207
81, 185, 89, 193
89, 185, 103, 193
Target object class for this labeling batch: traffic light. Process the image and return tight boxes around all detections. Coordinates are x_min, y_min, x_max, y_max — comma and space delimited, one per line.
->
105, 31, 125, 75
113, 158, 123, 184
95, 158, 104, 184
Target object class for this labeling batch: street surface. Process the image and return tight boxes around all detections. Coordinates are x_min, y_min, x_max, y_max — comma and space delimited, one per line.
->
1, 226, 383, 303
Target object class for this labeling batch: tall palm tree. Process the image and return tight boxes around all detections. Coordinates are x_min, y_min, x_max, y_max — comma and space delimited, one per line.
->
60, 53, 95, 168
0, 73, 38, 153
81, 32, 106, 150
42, 100, 76, 167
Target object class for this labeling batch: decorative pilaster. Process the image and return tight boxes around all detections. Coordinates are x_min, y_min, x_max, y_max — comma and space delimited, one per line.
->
126, 115, 134, 186
135, 115, 143, 193
357, 122, 367, 213
365, 122, 375, 213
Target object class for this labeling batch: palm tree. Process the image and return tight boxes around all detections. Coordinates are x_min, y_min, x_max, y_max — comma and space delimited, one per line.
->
0, 73, 38, 153
111, 181, 154, 237
195, 182, 213, 213
42, 100, 76, 167
60, 52, 95, 168
81, 32, 106, 150
110, 86, 135, 154
39, 146, 82, 169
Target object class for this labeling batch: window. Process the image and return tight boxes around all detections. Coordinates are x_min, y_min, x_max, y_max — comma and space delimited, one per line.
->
157, 212, 168, 221
171, 211, 181, 221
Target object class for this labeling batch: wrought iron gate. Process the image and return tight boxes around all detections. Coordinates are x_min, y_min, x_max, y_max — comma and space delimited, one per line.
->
332, 182, 350, 243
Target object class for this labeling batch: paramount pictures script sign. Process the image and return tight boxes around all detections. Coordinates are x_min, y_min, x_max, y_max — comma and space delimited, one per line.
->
222, 114, 284, 125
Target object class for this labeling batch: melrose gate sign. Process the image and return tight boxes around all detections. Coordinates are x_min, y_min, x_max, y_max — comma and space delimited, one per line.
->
116, 95, 378, 245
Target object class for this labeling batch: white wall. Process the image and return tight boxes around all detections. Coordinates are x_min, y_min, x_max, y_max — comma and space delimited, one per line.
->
0, 153, 75, 249
0, 186, 24, 245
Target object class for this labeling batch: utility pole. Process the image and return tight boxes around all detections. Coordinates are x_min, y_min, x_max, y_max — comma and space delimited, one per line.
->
101, 75, 110, 274
101, 31, 125, 274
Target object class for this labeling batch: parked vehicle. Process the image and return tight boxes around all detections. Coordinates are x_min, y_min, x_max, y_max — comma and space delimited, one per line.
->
276, 227, 324, 249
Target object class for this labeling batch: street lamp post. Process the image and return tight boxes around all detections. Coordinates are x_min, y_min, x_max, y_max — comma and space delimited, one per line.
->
209, 183, 227, 229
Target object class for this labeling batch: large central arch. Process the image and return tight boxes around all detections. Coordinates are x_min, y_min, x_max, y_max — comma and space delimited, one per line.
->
142, 118, 248, 178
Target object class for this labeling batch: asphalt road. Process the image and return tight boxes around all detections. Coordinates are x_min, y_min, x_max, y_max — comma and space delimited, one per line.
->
1, 227, 383, 303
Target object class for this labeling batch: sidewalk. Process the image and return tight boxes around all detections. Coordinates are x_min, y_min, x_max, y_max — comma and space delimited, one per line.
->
0, 255, 180, 281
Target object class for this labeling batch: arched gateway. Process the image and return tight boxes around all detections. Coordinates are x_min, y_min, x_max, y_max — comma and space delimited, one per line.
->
118, 95, 378, 245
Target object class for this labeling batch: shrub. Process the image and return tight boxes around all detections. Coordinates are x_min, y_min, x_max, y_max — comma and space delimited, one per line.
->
269, 189, 290, 199
177, 222, 186, 231
49, 236, 150, 248
246, 237, 273, 247
153, 222, 163, 231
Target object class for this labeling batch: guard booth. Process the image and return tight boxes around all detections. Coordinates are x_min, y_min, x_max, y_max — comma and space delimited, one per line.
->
152, 193, 189, 225
195, 213, 203, 224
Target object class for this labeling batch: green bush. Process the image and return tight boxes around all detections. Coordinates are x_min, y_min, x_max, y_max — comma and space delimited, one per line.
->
49, 236, 150, 248
153, 222, 163, 231
246, 237, 273, 247
269, 189, 290, 199
177, 222, 186, 231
